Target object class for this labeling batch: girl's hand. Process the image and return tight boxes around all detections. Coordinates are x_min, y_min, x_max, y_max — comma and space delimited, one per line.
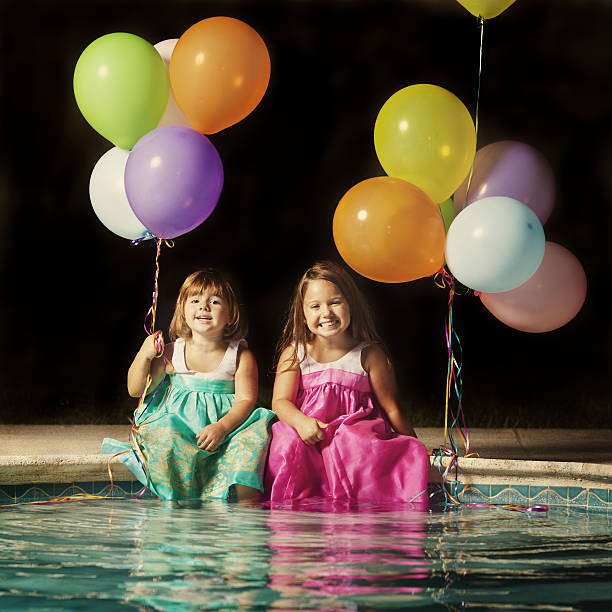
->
296, 417, 328, 446
197, 422, 228, 452
127, 332, 168, 398
140, 331, 164, 361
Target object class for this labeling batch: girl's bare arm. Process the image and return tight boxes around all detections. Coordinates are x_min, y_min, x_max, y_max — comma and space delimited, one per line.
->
127, 333, 169, 398
364, 344, 418, 438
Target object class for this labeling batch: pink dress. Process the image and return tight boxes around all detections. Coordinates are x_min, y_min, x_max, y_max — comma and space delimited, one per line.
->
264, 343, 430, 507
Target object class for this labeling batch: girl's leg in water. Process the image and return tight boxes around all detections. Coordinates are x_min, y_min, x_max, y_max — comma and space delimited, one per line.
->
232, 484, 262, 504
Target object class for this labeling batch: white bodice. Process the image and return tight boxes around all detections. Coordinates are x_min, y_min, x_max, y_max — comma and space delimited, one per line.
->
297, 342, 369, 376
172, 337, 246, 380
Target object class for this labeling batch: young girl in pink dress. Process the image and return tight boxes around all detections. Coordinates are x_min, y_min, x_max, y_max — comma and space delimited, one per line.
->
264, 261, 429, 507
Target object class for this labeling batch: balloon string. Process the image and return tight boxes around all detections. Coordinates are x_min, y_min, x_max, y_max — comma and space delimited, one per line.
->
104, 236, 176, 500
128, 237, 175, 489
432, 269, 475, 507
431, 270, 549, 513
144, 238, 163, 336
427, 20, 550, 515
464, 15, 485, 202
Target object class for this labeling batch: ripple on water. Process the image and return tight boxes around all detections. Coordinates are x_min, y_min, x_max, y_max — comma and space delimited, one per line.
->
1, 499, 611, 610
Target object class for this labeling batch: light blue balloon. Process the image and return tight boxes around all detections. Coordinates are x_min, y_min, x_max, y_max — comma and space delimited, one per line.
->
445, 196, 545, 293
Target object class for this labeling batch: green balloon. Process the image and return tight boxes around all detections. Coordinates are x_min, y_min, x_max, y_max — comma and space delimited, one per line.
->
439, 197, 456, 233
73, 33, 169, 150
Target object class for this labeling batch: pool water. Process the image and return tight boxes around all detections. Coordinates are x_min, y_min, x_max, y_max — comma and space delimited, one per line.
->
1, 499, 612, 610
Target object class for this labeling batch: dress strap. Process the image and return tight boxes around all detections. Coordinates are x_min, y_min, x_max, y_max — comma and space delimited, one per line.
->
215, 338, 247, 379
171, 337, 188, 371
344, 342, 370, 376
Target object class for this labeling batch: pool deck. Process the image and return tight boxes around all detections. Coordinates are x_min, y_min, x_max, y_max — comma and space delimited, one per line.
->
1, 425, 612, 491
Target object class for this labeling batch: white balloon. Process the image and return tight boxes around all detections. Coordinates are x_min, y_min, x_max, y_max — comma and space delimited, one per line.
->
445, 196, 545, 293
89, 147, 149, 240
154, 39, 191, 128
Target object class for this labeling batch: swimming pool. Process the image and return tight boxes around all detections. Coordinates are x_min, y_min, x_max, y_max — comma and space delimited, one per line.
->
2, 498, 611, 610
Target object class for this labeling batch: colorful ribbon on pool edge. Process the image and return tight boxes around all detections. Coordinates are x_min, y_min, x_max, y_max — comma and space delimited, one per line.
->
431, 268, 548, 513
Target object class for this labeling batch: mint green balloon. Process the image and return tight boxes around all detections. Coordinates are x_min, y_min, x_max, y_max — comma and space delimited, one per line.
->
74, 33, 169, 150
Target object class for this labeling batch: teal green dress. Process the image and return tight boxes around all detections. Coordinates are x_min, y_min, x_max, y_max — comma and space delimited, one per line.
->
102, 338, 275, 501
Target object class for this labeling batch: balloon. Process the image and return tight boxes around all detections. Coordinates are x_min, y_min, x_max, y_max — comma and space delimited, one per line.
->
480, 242, 587, 333
125, 126, 224, 239
453, 141, 555, 224
333, 177, 446, 283
89, 147, 149, 240
445, 196, 545, 293
374, 84, 476, 203
73, 33, 169, 149
455, 0, 517, 19
153, 39, 191, 128
439, 198, 456, 233
169, 17, 271, 134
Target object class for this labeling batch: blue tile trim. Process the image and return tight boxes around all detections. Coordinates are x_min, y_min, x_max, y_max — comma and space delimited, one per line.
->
2, 480, 612, 509
15, 484, 57, 503
431, 482, 612, 511
508, 485, 529, 505
529, 486, 548, 504
548, 487, 569, 505
0, 485, 16, 504
0, 481, 157, 504
588, 489, 609, 508
490, 485, 510, 504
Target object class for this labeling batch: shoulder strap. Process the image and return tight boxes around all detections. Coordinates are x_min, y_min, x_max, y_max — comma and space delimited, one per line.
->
171, 337, 188, 371
342, 341, 369, 375
218, 338, 247, 378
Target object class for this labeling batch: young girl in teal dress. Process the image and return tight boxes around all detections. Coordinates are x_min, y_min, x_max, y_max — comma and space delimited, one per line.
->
102, 269, 275, 502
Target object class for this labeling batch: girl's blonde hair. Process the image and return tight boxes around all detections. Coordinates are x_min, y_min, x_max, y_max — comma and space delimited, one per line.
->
276, 261, 385, 369
169, 269, 246, 341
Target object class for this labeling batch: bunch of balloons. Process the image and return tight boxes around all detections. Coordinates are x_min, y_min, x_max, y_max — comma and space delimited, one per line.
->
333, 0, 586, 333
333, 83, 475, 283
74, 17, 271, 240
447, 140, 586, 333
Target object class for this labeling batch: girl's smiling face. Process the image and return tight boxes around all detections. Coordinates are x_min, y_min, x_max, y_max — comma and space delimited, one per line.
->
303, 279, 351, 339
184, 290, 230, 337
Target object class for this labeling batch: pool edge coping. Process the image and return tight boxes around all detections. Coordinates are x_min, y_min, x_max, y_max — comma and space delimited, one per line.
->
2, 453, 612, 490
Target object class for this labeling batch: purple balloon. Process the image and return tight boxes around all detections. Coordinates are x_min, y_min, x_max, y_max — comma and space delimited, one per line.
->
453, 140, 555, 224
125, 126, 223, 239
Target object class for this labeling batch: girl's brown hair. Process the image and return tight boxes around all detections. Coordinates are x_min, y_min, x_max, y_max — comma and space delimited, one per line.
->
276, 261, 385, 369
169, 269, 246, 341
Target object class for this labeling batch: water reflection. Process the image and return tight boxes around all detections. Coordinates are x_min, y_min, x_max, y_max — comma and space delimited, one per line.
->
2, 500, 612, 610
122, 499, 433, 610
266, 499, 431, 608
123, 501, 274, 610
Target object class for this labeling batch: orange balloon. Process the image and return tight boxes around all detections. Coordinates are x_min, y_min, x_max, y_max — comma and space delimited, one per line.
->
169, 17, 271, 134
333, 177, 446, 283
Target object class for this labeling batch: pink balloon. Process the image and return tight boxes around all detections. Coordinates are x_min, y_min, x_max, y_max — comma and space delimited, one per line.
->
479, 242, 587, 333
453, 140, 555, 224
153, 39, 191, 128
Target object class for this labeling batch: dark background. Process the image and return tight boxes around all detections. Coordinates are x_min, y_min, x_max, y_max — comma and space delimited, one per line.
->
1, 0, 610, 426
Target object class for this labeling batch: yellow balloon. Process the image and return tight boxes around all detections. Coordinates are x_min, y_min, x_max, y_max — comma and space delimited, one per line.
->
333, 177, 446, 284
455, 0, 517, 19
374, 84, 476, 203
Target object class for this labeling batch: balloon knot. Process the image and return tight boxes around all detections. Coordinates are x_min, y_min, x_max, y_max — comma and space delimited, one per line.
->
130, 231, 156, 246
